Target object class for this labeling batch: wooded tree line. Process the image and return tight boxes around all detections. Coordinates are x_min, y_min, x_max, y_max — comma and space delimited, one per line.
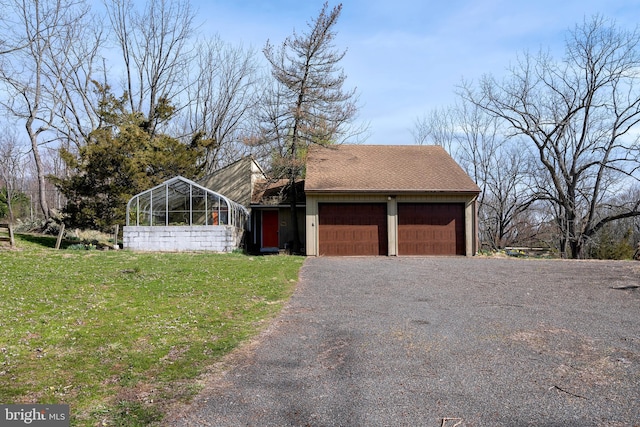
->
414, 16, 640, 259
0, 1, 359, 238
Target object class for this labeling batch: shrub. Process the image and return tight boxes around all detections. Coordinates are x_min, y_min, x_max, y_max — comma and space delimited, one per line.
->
589, 226, 635, 260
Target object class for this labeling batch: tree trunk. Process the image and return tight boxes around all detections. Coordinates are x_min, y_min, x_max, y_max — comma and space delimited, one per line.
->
566, 187, 578, 259
288, 174, 301, 254
6, 190, 15, 247
558, 213, 568, 259
27, 125, 50, 219
570, 239, 580, 259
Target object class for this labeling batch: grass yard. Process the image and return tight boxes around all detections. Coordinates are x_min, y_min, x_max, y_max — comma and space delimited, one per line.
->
0, 234, 305, 426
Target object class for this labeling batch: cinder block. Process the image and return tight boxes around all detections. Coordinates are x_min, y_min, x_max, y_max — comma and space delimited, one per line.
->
124, 224, 243, 252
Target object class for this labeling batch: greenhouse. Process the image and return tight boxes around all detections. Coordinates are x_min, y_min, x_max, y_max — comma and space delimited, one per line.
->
123, 176, 249, 252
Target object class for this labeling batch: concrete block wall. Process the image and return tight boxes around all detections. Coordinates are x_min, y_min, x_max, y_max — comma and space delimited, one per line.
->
123, 226, 242, 252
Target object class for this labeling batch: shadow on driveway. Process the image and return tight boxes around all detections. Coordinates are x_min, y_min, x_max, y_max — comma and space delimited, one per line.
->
167, 257, 640, 427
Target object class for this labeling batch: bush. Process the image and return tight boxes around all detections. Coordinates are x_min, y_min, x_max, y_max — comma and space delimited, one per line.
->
66, 229, 114, 250
13, 211, 66, 236
590, 226, 635, 260
67, 243, 89, 251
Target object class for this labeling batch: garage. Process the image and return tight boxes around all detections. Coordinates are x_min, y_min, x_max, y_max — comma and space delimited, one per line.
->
304, 145, 480, 257
318, 203, 387, 256
398, 203, 465, 255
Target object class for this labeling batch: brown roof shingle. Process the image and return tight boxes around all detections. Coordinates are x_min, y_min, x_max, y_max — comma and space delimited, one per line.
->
304, 144, 480, 193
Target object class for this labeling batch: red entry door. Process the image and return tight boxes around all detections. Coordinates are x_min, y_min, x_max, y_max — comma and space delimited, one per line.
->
262, 210, 279, 249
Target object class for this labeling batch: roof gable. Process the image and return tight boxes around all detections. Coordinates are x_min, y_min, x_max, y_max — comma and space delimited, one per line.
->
198, 156, 266, 206
304, 145, 480, 193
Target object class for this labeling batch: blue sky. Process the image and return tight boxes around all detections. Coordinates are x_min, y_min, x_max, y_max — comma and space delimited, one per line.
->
196, 1, 639, 145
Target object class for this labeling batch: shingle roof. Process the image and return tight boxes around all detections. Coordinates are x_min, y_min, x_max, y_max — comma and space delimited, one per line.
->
251, 179, 306, 204
304, 144, 480, 193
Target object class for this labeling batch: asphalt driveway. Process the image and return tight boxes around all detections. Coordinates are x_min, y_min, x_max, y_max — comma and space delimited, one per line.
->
167, 257, 640, 427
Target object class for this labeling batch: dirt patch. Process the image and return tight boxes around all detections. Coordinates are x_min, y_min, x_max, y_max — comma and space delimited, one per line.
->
510, 326, 633, 395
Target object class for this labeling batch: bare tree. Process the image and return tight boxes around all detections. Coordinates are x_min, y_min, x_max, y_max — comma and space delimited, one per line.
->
0, 132, 27, 246
585, 188, 640, 258
104, 0, 196, 136
455, 102, 536, 249
479, 144, 536, 249
463, 16, 640, 258
52, 13, 106, 149
0, 0, 96, 219
259, 2, 361, 253
412, 107, 455, 152
412, 101, 535, 249
185, 36, 261, 174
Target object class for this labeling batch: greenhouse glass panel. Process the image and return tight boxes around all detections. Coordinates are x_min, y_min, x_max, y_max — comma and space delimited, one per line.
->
126, 176, 249, 228
151, 185, 167, 226
208, 193, 224, 225
219, 206, 229, 225
138, 191, 151, 226
167, 181, 190, 225
192, 186, 207, 225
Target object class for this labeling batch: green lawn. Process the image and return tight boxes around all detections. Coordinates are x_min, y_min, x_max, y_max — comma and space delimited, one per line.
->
0, 234, 305, 426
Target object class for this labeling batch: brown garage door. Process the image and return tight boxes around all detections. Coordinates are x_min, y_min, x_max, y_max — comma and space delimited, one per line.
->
319, 203, 387, 256
398, 203, 465, 255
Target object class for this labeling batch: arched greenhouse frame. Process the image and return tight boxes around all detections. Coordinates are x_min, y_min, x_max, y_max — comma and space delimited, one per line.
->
124, 176, 249, 252
126, 176, 248, 227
